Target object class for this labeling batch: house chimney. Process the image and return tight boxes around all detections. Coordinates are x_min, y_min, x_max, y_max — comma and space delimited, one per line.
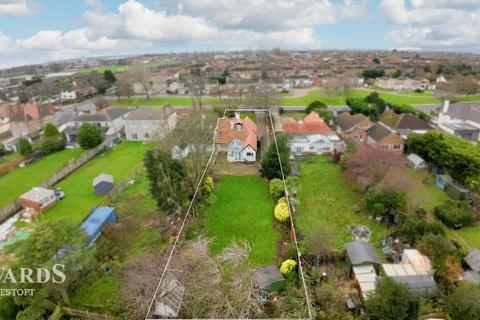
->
443, 100, 450, 114
234, 112, 240, 120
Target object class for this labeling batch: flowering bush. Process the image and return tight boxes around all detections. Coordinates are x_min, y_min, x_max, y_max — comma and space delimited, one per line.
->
280, 259, 297, 276
203, 176, 214, 194
278, 197, 287, 204
274, 202, 289, 223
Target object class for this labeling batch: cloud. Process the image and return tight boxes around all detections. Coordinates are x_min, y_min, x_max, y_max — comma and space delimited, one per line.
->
160, 0, 368, 31
381, 0, 480, 50
0, 0, 37, 16
0, 31, 12, 52
1, 0, 367, 65
16, 28, 151, 51
84, 0, 102, 12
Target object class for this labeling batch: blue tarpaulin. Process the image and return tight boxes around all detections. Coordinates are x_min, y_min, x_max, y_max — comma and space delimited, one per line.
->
81, 206, 117, 245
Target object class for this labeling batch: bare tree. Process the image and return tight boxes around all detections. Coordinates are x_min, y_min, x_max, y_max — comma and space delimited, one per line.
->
246, 83, 281, 109
127, 64, 152, 99
344, 146, 405, 191
156, 112, 215, 195
178, 238, 262, 319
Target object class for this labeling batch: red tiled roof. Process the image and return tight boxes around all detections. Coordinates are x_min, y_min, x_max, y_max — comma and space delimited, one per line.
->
215, 116, 258, 150
283, 111, 333, 134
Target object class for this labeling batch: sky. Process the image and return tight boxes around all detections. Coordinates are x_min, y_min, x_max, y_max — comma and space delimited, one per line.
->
0, 0, 479, 68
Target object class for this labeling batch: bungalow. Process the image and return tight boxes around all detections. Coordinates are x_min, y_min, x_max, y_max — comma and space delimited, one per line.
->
335, 113, 374, 141
214, 113, 257, 162
436, 101, 480, 142
283, 112, 342, 155
379, 110, 431, 139
365, 122, 405, 152
125, 105, 177, 141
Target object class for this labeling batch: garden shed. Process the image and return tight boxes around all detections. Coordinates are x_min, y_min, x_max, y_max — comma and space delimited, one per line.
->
464, 249, 480, 274
445, 182, 470, 201
435, 174, 452, 190
382, 263, 438, 298
352, 264, 377, 300
406, 153, 427, 170
80, 206, 117, 245
345, 240, 381, 267
255, 264, 286, 292
92, 173, 114, 195
19, 186, 57, 212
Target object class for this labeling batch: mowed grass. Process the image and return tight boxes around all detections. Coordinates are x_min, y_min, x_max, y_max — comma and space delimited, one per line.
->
206, 175, 280, 266
296, 156, 387, 251
281, 88, 440, 106
40, 141, 151, 225
115, 96, 219, 107
0, 149, 84, 208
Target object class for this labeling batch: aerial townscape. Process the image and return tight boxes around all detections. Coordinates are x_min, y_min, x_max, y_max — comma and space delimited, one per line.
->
1, 1, 480, 320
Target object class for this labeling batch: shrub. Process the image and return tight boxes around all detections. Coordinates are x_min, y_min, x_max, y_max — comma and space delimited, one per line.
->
434, 200, 475, 228
269, 178, 284, 201
280, 259, 297, 276
18, 138, 32, 155
203, 176, 214, 194
39, 138, 65, 155
77, 123, 103, 149
365, 189, 405, 215
261, 133, 290, 180
274, 202, 289, 223
444, 283, 480, 320
43, 122, 61, 138
278, 197, 287, 204
401, 217, 445, 244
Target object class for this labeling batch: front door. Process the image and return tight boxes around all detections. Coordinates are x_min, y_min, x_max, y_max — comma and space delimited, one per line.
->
235, 152, 241, 161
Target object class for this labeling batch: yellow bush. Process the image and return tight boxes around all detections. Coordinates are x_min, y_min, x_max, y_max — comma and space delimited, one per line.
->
274, 202, 289, 223
203, 176, 214, 194
278, 197, 287, 204
280, 259, 297, 276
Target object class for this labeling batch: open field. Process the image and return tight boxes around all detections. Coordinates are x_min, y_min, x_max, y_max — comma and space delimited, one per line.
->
78, 61, 177, 73
40, 141, 151, 225
295, 156, 387, 251
0, 149, 84, 208
206, 175, 280, 266
281, 88, 441, 106
114, 88, 480, 109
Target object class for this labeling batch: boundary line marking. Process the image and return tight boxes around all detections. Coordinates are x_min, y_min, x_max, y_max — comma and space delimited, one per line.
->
145, 108, 313, 319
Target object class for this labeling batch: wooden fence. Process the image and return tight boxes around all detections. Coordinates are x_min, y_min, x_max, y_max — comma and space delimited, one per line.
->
0, 136, 117, 223
0, 156, 25, 176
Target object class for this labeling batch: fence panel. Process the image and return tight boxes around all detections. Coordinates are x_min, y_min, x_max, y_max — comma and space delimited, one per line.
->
0, 137, 117, 222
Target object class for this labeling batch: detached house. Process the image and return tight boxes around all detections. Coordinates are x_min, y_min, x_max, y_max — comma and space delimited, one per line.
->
214, 113, 257, 162
125, 105, 177, 141
365, 122, 404, 152
335, 113, 374, 141
283, 112, 343, 155
437, 100, 480, 142
379, 110, 432, 139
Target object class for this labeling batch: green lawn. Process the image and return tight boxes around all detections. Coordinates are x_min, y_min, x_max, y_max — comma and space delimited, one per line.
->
0, 149, 84, 208
40, 141, 151, 225
71, 170, 167, 311
447, 227, 480, 250
281, 88, 440, 106
405, 169, 450, 214
115, 96, 219, 107
206, 175, 281, 266
295, 156, 387, 251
